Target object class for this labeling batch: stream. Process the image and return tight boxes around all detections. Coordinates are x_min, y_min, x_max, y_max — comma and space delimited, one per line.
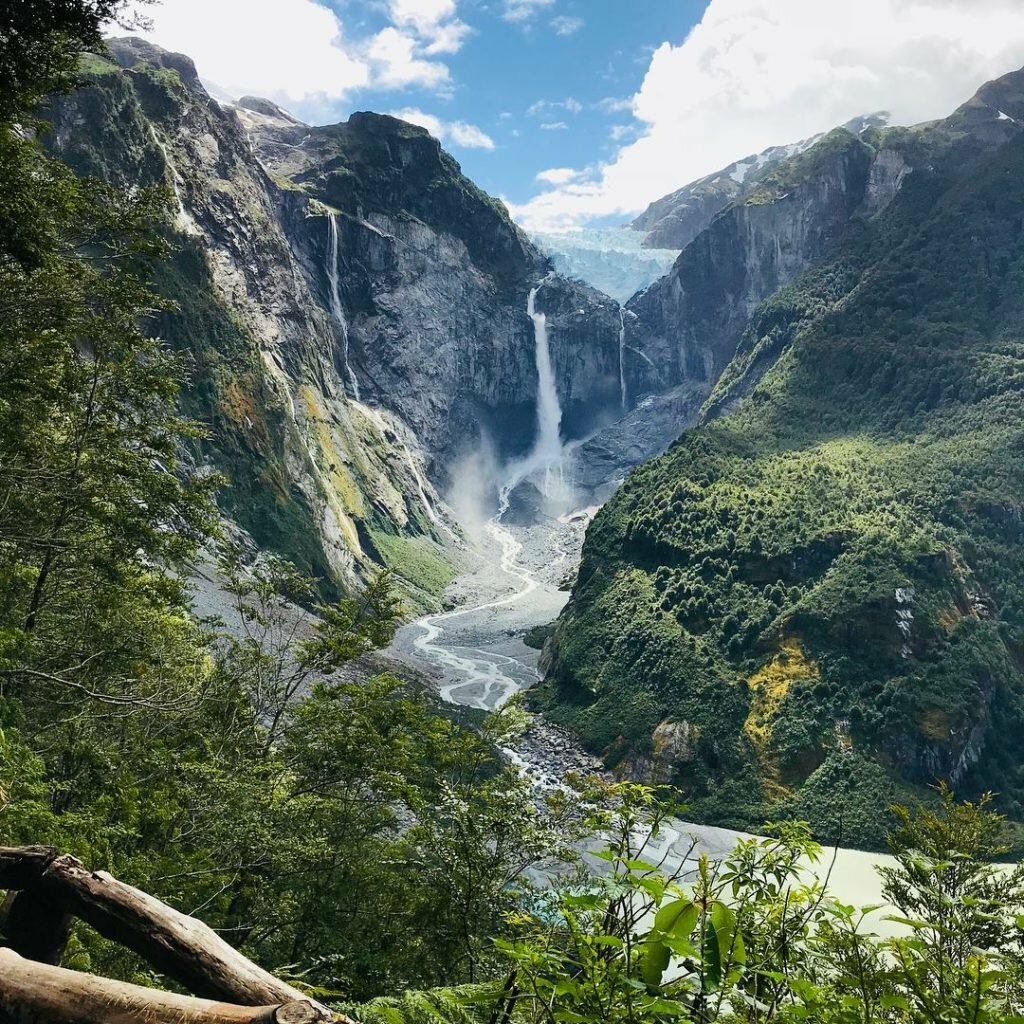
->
389, 497, 586, 717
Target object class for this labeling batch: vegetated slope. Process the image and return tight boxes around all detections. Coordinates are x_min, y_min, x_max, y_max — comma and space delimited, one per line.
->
46, 42, 459, 603
540, 68, 1024, 848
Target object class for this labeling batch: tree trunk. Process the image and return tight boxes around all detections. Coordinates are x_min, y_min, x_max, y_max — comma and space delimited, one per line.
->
0, 950, 330, 1024
0, 848, 330, 1012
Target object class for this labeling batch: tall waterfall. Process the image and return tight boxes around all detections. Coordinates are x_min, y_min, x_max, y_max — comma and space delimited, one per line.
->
618, 306, 628, 412
528, 284, 563, 467
326, 213, 361, 402
514, 280, 573, 503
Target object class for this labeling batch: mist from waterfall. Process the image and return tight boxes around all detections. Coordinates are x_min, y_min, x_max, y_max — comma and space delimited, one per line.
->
326, 212, 361, 402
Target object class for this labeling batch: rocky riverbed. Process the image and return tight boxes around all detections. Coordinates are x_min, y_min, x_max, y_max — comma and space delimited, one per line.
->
387, 505, 591, 712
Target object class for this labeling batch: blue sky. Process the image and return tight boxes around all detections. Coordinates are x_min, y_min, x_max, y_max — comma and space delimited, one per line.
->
129, 0, 1024, 230
308, 1, 706, 212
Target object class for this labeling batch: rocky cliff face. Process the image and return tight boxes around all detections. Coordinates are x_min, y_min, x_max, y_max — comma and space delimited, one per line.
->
572, 120, 903, 498
238, 100, 622, 474
623, 129, 884, 410
45, 39, 623, 601
630, 115, 888, 251
621, 100, 1023, 424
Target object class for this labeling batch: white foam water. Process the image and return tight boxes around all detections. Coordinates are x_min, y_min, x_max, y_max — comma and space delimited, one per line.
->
528, 283, 564, 472
501, 278, 576, 508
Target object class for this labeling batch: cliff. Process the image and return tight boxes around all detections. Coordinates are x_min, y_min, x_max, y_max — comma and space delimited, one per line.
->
45, 39, 624, 602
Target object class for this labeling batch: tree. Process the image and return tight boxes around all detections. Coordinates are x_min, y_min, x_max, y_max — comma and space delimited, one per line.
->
876, 785, 1024, 1020
212, 545, 402, 753
0, 2, 148, 120
0, 0, 216, 719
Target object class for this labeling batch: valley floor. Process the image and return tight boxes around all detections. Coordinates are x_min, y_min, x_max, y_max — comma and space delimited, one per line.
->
387, 510, 587, 711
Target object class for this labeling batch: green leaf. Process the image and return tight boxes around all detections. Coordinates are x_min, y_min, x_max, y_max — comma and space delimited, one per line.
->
711, 901, 745, 968
641, 939, 672, 989
654, 899, 699, 940
623, 857, 658, 872
704, 919, 722, 989
883, 915, 929, 930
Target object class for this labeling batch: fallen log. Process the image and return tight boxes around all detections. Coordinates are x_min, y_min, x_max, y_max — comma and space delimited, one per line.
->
0, 949, 329, 1024
0, 847, 330, 1013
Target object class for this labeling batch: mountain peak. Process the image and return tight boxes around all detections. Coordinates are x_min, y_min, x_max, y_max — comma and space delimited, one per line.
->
237, 96, 305, 126
105, 36, 200, 85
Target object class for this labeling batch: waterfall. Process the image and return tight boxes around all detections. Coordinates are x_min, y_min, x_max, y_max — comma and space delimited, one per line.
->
326, 213, 361, 402
528, 284, 563, 466
618, 306, 628, 412
525, 282, 570, 499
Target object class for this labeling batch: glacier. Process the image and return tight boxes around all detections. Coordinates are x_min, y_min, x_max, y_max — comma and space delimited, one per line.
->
530, 226, 679, 305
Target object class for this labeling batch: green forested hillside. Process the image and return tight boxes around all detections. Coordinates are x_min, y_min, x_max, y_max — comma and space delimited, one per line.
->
542, 81, 1024, 848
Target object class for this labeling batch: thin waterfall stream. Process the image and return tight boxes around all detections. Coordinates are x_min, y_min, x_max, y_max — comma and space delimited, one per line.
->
618, 306, 628, 412
326, 212, 361, 401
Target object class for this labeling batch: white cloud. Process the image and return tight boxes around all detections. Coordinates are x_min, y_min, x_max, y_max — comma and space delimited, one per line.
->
610, 124, 638, 141
119, 0, 462, 104
420, 20, 472, 56
119, 0, 369, 102
503, 0, 555, 24
536, 167, 580, 184
527, 97, 583, 116
597, 96, 633, 114
367, 27, 451, 91
389, 0, 456, 31
390, 107, 496, 149
388, 0, 471, 56
539, 121, 569, 131
550, 15, 583, 36
510, 0, 1024, 231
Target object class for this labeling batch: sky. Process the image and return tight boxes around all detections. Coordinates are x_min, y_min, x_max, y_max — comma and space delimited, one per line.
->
120, 0, 1024, 231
